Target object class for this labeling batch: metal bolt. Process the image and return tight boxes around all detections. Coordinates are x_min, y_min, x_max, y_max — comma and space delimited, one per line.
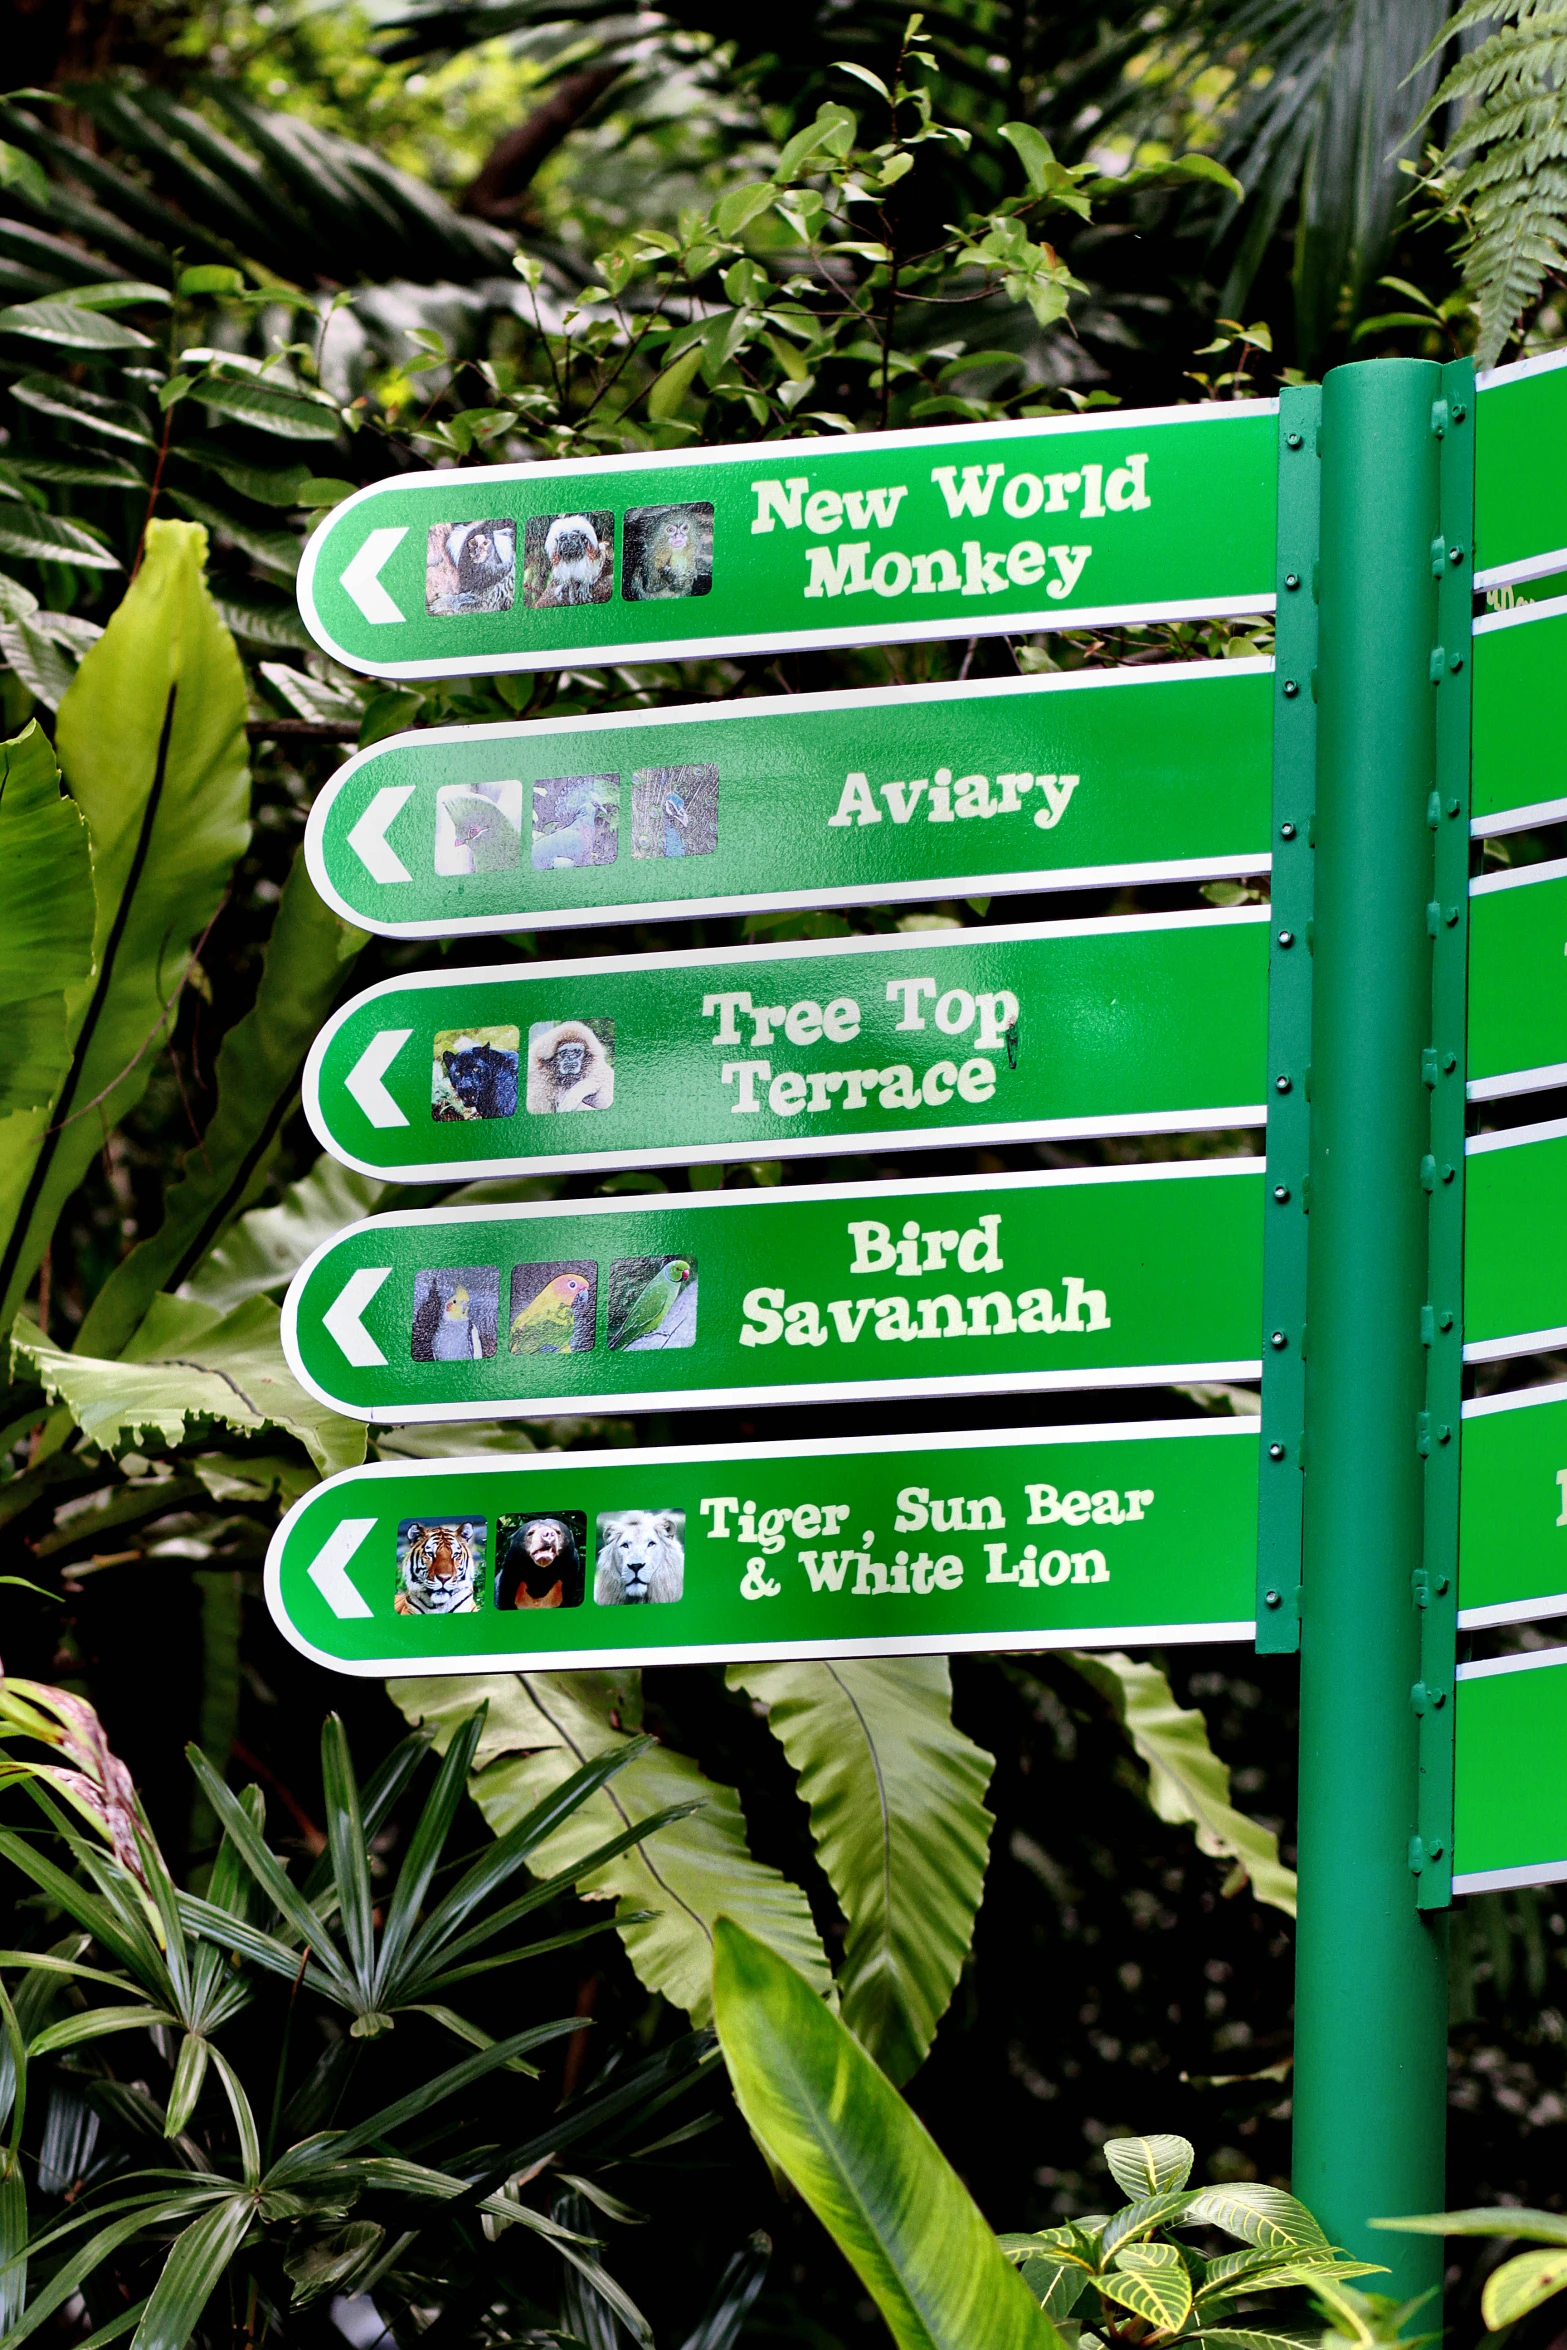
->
1275, 1074, 1292, 1094
1441, 1162, 1455, 1184
1447, 796, 1461, 816
1264, 1587, 1282, 1606
1268, 1443, 1286, 1462
1442, 1051, 1458, 1072
1283, 678, 1300, 698
1285, 572, 1301, 590
1439, 1309, 1454, 1331
1273, 1184, 1291, 1203
1445, 904, 1460, 926
1436, 1574, 1450, 1596
1453, 401, 1467, 422
1449, 546, 1464, 565
1432, 1686, 1448, 1706
1270, 1330, 1288, 1350
1278, 929, 1295, 949
1449, 651, 1465, 673
1280, 820, 1297, 841
1286, 431, 1303, 449
1428, 1839, 1444, 1859
1437, 1422, 1452, 1445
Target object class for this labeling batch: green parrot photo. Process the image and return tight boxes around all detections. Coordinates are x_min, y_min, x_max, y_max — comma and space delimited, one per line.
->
509, 1269, 592, 1353
609, 1257, 694, 1350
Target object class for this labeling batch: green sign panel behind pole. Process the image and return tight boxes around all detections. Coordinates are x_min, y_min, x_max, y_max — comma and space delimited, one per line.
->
1470, 593, 1567, 834
303, 912, 1269, 1182
1475, 351, 1567, 595
1468, 856, 1567, 1099
1454, 1648, 1567, 1894
306, 660, 1273, 941
263, 1416, 1261, 1677
296, 406, 1279, 679
1464, 1116, 1567, 1362
1459, 1381, 1567, 1629
280, 1161, 1264, 1424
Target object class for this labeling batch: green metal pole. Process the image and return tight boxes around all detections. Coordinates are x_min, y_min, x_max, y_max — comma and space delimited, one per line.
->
1292, 358, 1449, 2291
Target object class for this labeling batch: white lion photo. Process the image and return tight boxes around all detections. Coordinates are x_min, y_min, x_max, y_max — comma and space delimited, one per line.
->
594, 1509, 686, 1605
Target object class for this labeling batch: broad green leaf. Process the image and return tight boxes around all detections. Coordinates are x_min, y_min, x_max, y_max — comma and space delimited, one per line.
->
726, 1658, 992, 2082
12, 1295, 364, 1476
1105, 2134, 1195, 2200
1102, 2242, 1194, 2331
1183, 2332, 1319, 2350
1483, 2248, 1567, 2330
0, 520, 250, 1332
180, 1152, 388, 1315
0, 299, 153, 350
712, 1918, 1060, 2350
75, 850, 365, 1356
390, 1673, 830, 2024
1101, 2188, 1197, 2257
0, 723, 94, 1113
165, 488, 301, 578
1017, 2253, 1091, 2318
0, 504, 120, 570
130, 2194, 254, 2350
713, 182, 776, 238
193, 375, 343, 440
9, 375, 156, 448
1067, 1654, 1296, 1915
1183, 2185, 1328, 2252
7, 456, 145, 488
648, 341, 705, 421
1372, 2208, 1567, 2243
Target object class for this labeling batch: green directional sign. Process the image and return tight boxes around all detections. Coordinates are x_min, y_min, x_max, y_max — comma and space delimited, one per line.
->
1464, 1118, 1567, 1363
1460, 1381, 1567, 1628
1471, 594, 1567, 832
1468, 857, 1567, 1099
1476, 351, 1567, 593
303, 912, 1268, 1181
263, 1415, 1261, 1677
1454, 1648, 1567, 1894
306, 661, 1273, 941
280, 1162, 1264, 1423
295, 407, 1279, 679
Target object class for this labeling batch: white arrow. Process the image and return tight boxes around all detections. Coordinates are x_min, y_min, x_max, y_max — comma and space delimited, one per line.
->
345, 1028, 412, 1129
341, 526, 409, 625
306, 1517, 377, 1618
348, 785, 416, 885
323, 1265, 393, 1367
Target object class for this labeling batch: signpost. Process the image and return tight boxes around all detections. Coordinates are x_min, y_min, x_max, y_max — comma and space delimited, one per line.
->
305, 660, 1273, 939
1463, 1118, 1567, 1362
1459, 1382, 1567, 1629
1467, 858, 1567, 1099
303, 911, 1269, 1181
263, 1416, 1261, 1677
1454, 1650, 1567, 1895
1474, 350, 1567, 593
1471, 593, 1567, 834
280, 1161, 1265, 1424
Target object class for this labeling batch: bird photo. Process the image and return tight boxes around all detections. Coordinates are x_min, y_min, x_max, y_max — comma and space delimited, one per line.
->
530, 772, 619, 870
433, 780, 523, 875
522, 510, 613, 607
509, 1262, 596, 1354
606, 1255, 697, 1351
631, 763, 719, 860
410, 1267, 499, 1362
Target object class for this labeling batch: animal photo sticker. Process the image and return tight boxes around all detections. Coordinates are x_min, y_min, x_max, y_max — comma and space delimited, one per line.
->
509, 1260, 596, 1354
411, 1266, 499, 1362
526, 1018, 614, 1114
606, 1255, 697, 1351
434, 779, 523, 875
395, 1518, 486, 1614
522, 511, 613, 608
622, 503, 713, 601
432, 1024, 520, 1122
631, 764, 719, 860
495, 1510, 586, 1610
594, 1509, 685, 1605
532, 773, 619, 871
426, 520, 516, 616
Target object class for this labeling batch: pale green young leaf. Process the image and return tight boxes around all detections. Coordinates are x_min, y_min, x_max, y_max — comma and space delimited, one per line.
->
391, 1673, 829, 2024
1483, 2247, 1567, 2329
1066, 1654, 1296, 1915
725, 1658, 992, 2082
0, 723, 94, 1114
713, 1917, 1062, 2350
1371, 2207, 1567, 2243
1105, 2134, 1195, 2200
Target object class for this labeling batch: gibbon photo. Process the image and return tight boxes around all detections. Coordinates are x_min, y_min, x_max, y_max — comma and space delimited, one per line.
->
526, 1018, 615, 1113
495, 1511, 586, 1610
410, 1266, 499, 1362
531, 773, 619, 870
594, 1510, 686, 1605
426, 520, 516, 616
522, 511, 614, 607
631, 764, 718, 860
431, 1025, 520, 1122
395, 1518, 486, 1614
621, 503, 713, 601
509, 1260, 596, 1354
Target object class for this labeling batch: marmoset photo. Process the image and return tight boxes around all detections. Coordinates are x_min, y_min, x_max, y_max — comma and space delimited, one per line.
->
425, 520, 516, 615
494, 1510, 586, 1609
525, 1018, 615, 1112
621, 503, 713, 600
522, 510, 614, 606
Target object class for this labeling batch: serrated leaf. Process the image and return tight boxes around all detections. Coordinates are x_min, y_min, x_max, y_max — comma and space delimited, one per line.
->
714, 1919, 1062, 2350
1483, 2247, 1567, 2329
726, 1659, 992, 2083
1183, 2186, 1327, 2252
390, 1673, 829, 2025
1105, 2135, 1195, 2200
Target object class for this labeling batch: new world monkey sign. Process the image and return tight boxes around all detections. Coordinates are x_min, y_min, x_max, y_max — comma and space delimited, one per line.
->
296, 405, 1279, 677
263, 1417, 1261, 1677
306, 660, 1272, 939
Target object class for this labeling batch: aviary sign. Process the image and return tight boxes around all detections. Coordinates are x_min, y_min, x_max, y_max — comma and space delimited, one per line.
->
1454, 1648, 1567, 1895
303, 912, 1269, 1181
279, 1161, 1265, 1423
295, 405, 1279, 678
306, 660, 1273, 940
1459, 1382, 1567, 1629
263, 1416, 1261, 1677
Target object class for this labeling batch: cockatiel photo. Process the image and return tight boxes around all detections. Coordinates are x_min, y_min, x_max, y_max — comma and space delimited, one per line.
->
509, 1270, 592, 1353
610, 1258, 693, 1350
430, 1282, 484, 1361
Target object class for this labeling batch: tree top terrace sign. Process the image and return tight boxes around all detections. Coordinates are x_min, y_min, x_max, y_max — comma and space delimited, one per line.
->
296, 405, 1280, 678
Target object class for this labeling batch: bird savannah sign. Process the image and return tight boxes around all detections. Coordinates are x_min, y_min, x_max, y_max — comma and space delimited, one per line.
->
295, 402, 1280, 676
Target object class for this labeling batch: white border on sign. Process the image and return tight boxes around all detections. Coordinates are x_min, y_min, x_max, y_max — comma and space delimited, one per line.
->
1453, 1637, 1567, 1893
1474, 352, 1567, 592
300, 905, 1273, 1182
262, 1411, 1261, 1677
296, 404, 1280, 679
1463, 1115, 1567, 1361
1458, 1377, 1567, 1628
279, 1155, 1267, 1422
1467, 855, 1567, 1101
304, 658, 1275, 939
1470, 594, 1567, 835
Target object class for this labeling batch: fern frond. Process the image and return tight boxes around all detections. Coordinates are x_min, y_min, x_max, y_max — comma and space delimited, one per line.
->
1420, 0, 1567, 366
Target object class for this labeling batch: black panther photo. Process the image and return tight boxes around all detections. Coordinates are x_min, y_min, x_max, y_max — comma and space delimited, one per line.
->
431, 1025, 521, 1122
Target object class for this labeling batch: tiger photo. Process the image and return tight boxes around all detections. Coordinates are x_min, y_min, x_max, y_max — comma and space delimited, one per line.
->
395, 1518, 486, 1614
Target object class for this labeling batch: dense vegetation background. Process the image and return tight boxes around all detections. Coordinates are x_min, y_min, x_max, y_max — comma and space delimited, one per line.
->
2, 2, 1566, 2345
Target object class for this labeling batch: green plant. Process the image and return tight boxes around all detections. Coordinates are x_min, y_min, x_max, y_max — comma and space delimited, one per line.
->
1373, 2204, 1567, 2329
